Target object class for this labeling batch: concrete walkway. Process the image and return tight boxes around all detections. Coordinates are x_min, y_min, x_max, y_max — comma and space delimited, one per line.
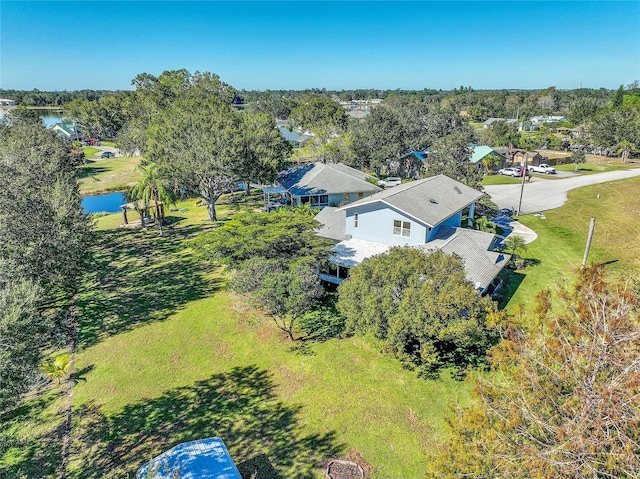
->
484, 168, 640, 214
508, 220, 538, 244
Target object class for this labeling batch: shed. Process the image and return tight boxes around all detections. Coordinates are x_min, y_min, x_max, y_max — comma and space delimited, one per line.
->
136, 437, 241, 479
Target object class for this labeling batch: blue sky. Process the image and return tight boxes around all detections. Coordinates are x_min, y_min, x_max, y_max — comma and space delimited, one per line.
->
1, 1, 639, 91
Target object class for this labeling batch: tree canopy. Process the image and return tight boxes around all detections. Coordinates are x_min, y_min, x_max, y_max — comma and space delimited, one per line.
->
193, 207, 332, 267
231, 257, 324, 340
0, 114, 91, 411
428, 265, 640, 478
337, 248, 495, 376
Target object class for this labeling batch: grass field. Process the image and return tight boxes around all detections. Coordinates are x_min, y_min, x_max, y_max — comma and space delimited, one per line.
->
3, 222, 469, 479
81, 146, 102, 159
555, 161, 639, 175
480, 174, 522, 186
78, 156, 142, 195
498, 176, 640, 311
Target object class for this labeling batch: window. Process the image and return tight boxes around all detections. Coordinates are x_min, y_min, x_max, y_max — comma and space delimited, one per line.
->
354, 213, 359, 228
343, 193, 349, 203
393, 219, 411, 237
357, 192, 365, 199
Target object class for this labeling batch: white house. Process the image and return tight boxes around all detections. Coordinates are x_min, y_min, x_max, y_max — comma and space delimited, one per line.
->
50, 122, 84, 141
316, 175, 510, 292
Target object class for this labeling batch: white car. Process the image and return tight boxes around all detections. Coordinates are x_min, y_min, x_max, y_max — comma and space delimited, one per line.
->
528, 163, 556, 174
498, 167, 522, 177
377, 177, 402, 187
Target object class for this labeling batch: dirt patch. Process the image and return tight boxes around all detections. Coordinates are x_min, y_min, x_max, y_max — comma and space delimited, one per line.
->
346, 449, 374, 477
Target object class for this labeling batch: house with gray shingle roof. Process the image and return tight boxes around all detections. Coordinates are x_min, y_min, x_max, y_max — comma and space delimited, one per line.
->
276, 162, 381, 208
316, 175, 510, 292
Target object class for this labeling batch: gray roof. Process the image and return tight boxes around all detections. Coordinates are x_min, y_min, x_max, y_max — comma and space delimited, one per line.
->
339, 175, 484, 227
414, 227, 510, 291
277, 162, 381, 197
483, 118, 518, 126
315, 207, 350, 242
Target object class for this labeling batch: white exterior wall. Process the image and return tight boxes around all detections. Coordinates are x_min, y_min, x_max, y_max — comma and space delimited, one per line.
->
344, 202, 430, 246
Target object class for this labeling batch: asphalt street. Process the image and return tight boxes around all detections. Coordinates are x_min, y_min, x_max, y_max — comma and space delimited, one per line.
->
484, 168, 640, 214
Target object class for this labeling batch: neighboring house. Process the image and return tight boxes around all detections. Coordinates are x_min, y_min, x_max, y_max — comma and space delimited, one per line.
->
316, 175, 510, 292
0, 99, 16, 106
50, 122, 84, 141
493, 148, 544, 166
276, 162, 382, 208
482, 118, 518, 128
383, 150, 428, 178
512, 150, 544, 166
529, 115, 567, 129
137, 437, 241, 479
469, 145, 507, 169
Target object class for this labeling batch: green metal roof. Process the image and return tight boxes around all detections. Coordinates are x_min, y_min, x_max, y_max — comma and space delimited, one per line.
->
469, 145, 505, 164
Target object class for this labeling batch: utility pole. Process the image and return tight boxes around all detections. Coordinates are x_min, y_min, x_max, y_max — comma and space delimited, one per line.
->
582, 217, 596, 266
516, 154, 527, 216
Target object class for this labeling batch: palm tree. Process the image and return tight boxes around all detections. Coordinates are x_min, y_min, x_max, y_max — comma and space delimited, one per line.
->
617, 140, 634, 165
504, 234, 528, 256
41, 354, 71, 384
129, 162, 176, 235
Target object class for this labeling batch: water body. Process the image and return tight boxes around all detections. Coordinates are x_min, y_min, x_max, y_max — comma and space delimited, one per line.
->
82, 192, 127, 214
0, 108, 64, 127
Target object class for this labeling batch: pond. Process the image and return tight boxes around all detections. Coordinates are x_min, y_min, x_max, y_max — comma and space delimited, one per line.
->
82, 192, 127, 214
0, 108, 64, 127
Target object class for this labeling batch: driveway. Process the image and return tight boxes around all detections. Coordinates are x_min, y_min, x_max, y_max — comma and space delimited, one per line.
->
484, 168, 640, 214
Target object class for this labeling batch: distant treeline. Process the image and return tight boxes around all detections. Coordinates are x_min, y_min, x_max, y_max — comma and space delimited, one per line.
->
0, 89, 120, 107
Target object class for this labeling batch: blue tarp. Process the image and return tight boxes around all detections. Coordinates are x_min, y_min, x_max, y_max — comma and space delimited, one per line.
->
137, 437, 241, 479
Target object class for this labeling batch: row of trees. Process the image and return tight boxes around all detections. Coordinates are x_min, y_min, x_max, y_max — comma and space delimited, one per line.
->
0, 111, 92, 413
0, 88, 111, 107
67, 70, 293, 222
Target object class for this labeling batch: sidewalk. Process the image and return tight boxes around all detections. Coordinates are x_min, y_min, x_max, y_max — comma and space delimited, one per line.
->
508, 220, 538, 244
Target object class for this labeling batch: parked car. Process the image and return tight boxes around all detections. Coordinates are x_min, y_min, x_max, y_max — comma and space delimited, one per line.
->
100, 151, 115, 158
498, 167, 522, 177
377, 177, 402, 187
528, 163, 556, 174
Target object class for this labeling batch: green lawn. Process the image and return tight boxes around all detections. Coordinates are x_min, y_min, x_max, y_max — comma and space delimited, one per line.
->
555, 161, 639, 175
78, 156, 142, 195
81, 146, 102, 159
100, 141, 116, 147
5, 188, 469, 477
481, 174, 522, 186
499, 176, 640, 311
63, 225, 467, 479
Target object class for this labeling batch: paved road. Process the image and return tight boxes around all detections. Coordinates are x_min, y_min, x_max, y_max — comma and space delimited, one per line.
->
484, 168, 640, 214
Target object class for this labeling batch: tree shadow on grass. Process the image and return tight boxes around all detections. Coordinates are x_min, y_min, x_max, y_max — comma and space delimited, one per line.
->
494, 269, 526, 309
70, 365, 343, 479
77, 225, 224, 350
78, 164, 109, 180
0, 389, 65, 478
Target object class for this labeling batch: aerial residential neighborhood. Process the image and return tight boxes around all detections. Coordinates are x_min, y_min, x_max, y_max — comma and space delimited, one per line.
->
1, 1, 639, 479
